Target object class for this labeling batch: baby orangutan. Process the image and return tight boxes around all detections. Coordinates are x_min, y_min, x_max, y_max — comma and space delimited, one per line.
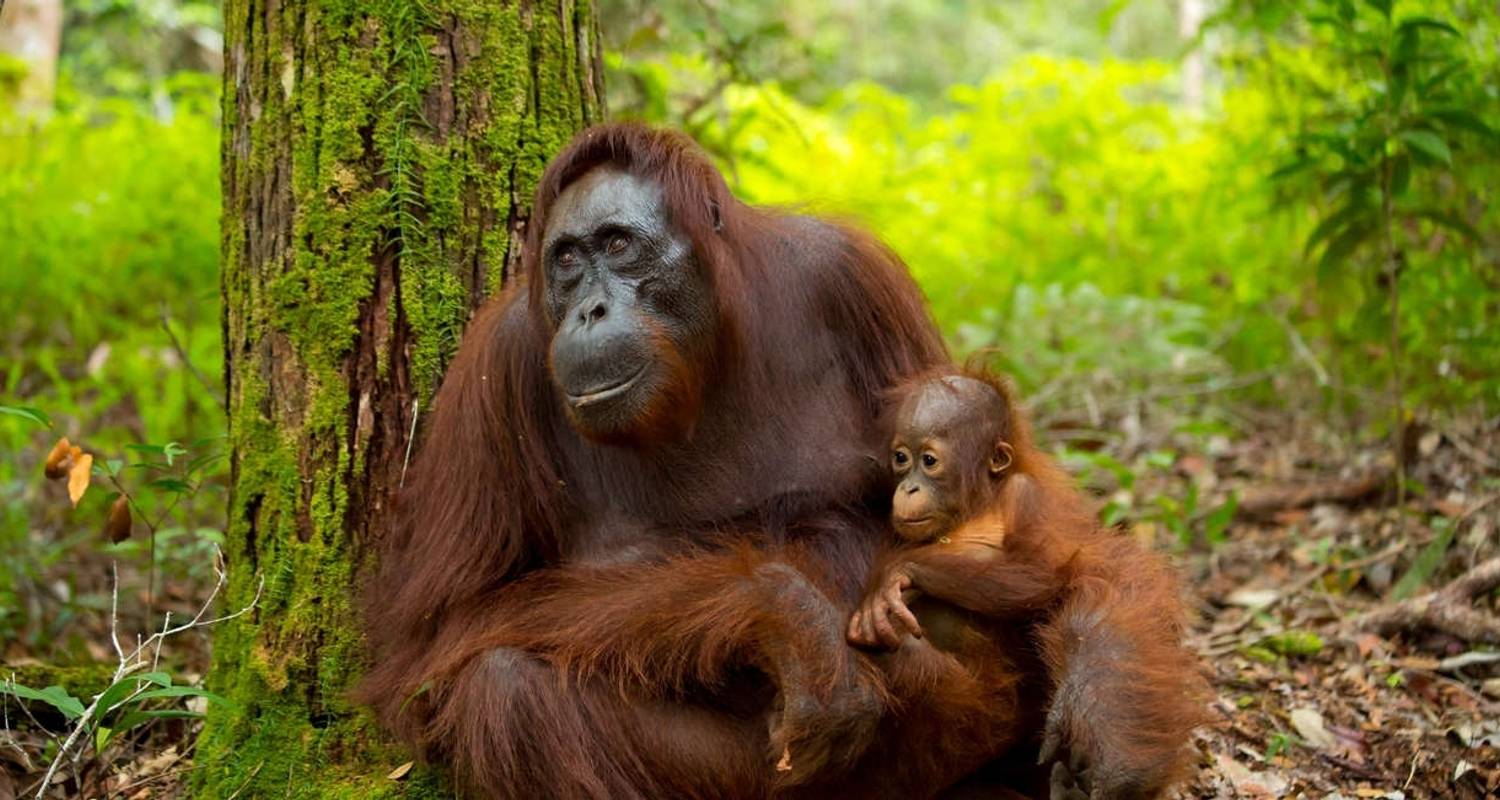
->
844, 370, 1205, 799
848, 371, 1068, 651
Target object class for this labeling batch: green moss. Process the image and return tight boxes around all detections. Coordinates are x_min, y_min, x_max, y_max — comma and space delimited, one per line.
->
196, 0, 599, 796
0, 661, 115, 702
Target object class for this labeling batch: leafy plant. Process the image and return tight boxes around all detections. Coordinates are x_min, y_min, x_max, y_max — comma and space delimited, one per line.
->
1270, 0, 1498, 470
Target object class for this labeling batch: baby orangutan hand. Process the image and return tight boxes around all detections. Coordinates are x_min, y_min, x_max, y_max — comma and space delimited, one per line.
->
847, 563, 923, 649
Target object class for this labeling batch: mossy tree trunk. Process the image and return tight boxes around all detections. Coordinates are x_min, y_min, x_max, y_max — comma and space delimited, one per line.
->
196, 0, 601, 795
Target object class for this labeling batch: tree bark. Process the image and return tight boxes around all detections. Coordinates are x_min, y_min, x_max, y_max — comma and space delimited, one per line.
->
196, 0, 601, 794
0, 0, 63, 113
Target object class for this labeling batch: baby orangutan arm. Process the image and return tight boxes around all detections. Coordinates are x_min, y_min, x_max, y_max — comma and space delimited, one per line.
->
848, 516, 1024, 650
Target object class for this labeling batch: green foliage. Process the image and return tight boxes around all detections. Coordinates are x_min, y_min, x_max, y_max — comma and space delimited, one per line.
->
1267, 0, 1499, 411
611, 1, 1499, 414
0, 88, 223, 652
1390, 516, 1456, 599
3, 670, 232, 765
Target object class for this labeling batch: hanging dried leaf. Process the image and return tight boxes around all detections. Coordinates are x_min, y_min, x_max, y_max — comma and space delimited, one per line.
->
44, 438, 73, 480
104, 495, 132, 543
68, 453, 94, 507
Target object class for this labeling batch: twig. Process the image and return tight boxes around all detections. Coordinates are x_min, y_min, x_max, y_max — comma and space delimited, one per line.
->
1273, 309, 1330, 387
32, 552, 262, 799
1211, 540, 1410, 640
159, 304, 224, 410
1355, 556, 1500, 644
1447, 433, 1500, 472
1437, 651, 1500, 672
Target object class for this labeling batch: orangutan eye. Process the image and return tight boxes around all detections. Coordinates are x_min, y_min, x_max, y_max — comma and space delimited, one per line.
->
921, 453, 938, 468
606, 233, 630, 255
556, 247, 579, 268
893, 451, 908, 465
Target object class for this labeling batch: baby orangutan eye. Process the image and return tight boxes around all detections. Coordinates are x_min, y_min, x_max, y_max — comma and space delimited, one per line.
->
893, 450, 909, 466
922, 453, 938, 468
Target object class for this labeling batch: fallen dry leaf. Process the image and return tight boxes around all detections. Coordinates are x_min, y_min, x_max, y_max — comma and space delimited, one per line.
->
1214, 752, 1288, 798
67, 452, 93, 507
387, 761, 414, 781
1290, 706, 1336, 750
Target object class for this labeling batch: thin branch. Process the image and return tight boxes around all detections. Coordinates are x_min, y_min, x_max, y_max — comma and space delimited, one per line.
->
32, 552, 262, 800
159, 304, 224, 410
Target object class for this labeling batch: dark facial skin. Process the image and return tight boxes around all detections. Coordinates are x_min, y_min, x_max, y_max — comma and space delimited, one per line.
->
889, 376, 1010, 542
542, 168, 717, 443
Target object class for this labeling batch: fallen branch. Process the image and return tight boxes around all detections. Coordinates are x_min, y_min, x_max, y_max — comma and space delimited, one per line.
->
1355, 557, 1500, 644
1236, 468, 1390, 520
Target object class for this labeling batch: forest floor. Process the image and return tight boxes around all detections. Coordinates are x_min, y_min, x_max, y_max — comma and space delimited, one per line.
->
1167, 413, 1500, 800
3, 407, 1498, 799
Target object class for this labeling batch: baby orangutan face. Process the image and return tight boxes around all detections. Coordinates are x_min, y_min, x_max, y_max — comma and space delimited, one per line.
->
889, 376, 1013, 543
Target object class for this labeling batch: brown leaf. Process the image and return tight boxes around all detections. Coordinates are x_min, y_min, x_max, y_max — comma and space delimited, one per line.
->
44, 437, 73, 480
67, 452, 93, 507
104, 495, 132, 544
1355, 632, 1384, 659
386, 761, 414, 781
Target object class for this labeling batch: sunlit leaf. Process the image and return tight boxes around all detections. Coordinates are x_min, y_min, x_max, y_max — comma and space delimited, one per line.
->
44, 437, 73, 480
0, 405, 51, 427
68, 452, 94, 507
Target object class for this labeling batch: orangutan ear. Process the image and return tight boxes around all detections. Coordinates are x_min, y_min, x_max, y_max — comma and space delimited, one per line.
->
710, 199, 723, 232
989, 441, 1014, 477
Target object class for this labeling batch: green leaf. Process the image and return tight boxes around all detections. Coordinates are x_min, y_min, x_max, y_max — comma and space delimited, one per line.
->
96, 725, 114, 753
133, 685, 235, 708
134, 671, 174, 688
0, 405, 51, 427
148, 478, 194, 494
95, 678, 144, 718
111, 709, 205, 733
1390, 154, 1411, 197
3, 683, 86, 719
1269, 155, 1315, 182
1304, 202, 1374, 258
1395, 16, 1460, 37
1409, 207, 1479, 241
1316, 220, 1376, 282
1362, 0, 1392, 19
1428, 108, 1497, 140
1390, 521, 1455, 600
1202, 494, 1239, 546
1261, 630, 1325, 657
1398, 129, 1451, 165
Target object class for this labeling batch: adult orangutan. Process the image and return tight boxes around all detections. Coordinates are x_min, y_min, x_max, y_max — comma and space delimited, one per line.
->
360, 123, 1199, 799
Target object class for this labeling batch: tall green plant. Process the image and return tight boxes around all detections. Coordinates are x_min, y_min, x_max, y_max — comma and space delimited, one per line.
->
1271, 0, 1497, 496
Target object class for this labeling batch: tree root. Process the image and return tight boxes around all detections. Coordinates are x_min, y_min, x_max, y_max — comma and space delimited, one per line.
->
1356, 557, 1500, 644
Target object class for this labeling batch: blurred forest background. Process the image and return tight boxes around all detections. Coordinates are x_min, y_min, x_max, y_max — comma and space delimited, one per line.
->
1, 0, 1498, 797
